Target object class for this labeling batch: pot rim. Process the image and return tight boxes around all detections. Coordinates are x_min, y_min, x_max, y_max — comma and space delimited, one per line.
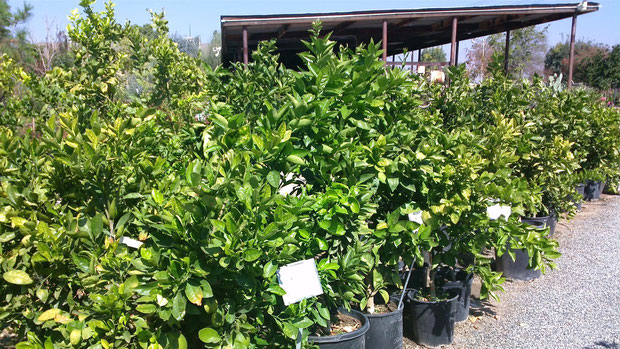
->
364, 300, 404, 319
406, 288, 459, 305
308, 308, 370, 343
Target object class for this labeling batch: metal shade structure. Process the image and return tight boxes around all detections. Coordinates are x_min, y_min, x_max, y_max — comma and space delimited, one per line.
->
221, 2, 599, 87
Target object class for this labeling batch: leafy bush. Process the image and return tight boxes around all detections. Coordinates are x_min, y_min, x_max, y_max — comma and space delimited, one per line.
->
1, 2, 619, 348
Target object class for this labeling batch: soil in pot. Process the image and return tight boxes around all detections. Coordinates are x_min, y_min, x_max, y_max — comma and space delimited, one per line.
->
402, 289, 458, 347
308, 309, 369, 349
435, 267, 474, 322
364, 299, 403, 349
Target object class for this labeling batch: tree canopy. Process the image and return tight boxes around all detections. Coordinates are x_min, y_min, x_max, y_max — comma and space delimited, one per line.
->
466, 26, 548, 80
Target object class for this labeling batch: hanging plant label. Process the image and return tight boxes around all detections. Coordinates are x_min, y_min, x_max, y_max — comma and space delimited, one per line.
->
408, 210, 423, 224
277, 259, 323, 306
119, 236, 143, 249
487, 203, 512, 220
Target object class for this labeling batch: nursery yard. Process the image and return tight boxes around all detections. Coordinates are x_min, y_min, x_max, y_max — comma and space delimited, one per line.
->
405, 194, 620, 349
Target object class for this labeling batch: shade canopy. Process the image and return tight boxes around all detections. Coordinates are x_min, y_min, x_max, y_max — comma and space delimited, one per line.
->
221, 2, 599, 66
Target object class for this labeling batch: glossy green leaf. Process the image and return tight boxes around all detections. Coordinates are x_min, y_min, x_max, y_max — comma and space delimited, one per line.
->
3, 270, 33, 285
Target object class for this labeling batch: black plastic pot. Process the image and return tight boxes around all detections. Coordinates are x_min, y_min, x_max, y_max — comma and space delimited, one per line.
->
309, 309, 369, 349
574, 184, 585, 211
436, 267, 474, 323
585, 180, 602, 201
402, 289, 458, 347
495, 243, 541, 281
596, 181, 606, 198
496, 215, 554, 280
521, 213, 555, 236
364, 301, 403, 349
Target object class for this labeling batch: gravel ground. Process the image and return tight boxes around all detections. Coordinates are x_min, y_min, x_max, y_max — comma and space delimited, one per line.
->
405, 194, 620, 349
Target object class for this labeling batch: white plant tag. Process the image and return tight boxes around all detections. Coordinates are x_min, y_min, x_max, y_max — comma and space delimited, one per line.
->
278, 259, 323, 306
408, 210, 423, 224
500, 205, 512, 219
119, 236, 143, 249
487, 204, 502, 220
487, 204, 512, 220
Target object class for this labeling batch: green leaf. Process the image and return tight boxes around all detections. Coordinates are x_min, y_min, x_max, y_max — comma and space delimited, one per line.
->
283, 322, 298, 339
198, 328, 221, 344
3, 270, 33, 285
387, 177, 399, 192
267, 171, 280, 188
136, 304, 157, 314
348, 197, 360, 214
37, 308, 61, 322
211, 114, 229, 129
243, 249, 262, 262
0, 231, 16, 243
315, 237, 328, 251
372, 269, 383, 290
317, 304, 330, 320
171, 292, 187, 321
286, 155, 306, 165
450, 213, 460, 224
151, 188, 164, 205
72, 254, 90, 273
263, 261, 277, 278
379, 289, 390, 304
90, 214, 103, 237
36, 288, 49, 303
266, 285, 287, 296
200, 280, 214, 298
185, 283, 204, 306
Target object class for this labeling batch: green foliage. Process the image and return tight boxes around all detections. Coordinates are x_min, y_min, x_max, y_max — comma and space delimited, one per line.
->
469, 26, 548, 80
1, 3, 619, 348
420, 47, 447, 63
0, 0, 34, 66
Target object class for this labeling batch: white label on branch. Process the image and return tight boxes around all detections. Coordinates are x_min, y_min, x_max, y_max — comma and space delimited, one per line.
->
278, 259, 323, 306
119, 236, 143, 249
408, 210, 423, 224
487, 204, 512, 220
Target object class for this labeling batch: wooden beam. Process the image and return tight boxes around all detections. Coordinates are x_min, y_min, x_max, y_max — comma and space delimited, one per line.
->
382, 19, 388, 62
450, 17, 458, 65
504, 30, 511, 73
568, 14, 577, 89
242, 26, 248, 65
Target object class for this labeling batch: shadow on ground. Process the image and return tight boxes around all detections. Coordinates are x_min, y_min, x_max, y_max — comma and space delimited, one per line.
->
584, 340, 620, 349
469, 298, 496, 317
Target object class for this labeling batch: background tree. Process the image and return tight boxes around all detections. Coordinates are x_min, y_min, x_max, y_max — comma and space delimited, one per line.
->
466, 37, 493, 82
0, 0, 34, 66
170, 32, 200, 58
579, 44, 619, 92
467, 26, 548, 80
201, 30, 221, 68
420, 46, 447, 62
544, 39, 607, 79
30, 20, 72, 75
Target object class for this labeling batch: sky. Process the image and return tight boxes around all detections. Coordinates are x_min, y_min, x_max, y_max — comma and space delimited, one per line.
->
8, 0, 620, 59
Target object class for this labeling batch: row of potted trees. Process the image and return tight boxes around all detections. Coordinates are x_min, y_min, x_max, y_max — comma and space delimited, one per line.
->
1, 5, 619, 348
